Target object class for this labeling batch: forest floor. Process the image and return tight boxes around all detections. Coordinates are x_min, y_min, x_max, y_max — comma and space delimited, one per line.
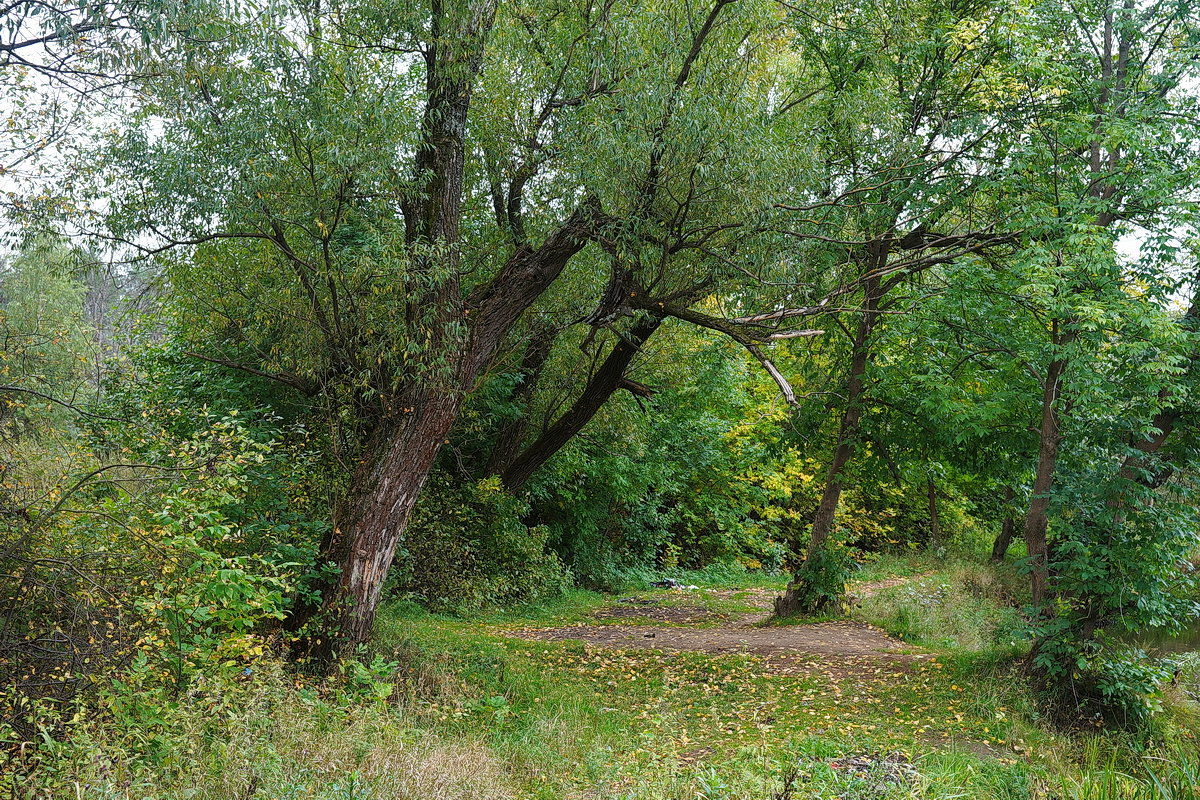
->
371, 556, 1078, 799
37, 553, 1198, 799
507, 579, 934, 677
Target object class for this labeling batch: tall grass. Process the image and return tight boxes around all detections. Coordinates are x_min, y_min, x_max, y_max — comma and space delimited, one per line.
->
5, 659, 513, 800
852, 561, 1025, 652
1061, 751, 1200, 799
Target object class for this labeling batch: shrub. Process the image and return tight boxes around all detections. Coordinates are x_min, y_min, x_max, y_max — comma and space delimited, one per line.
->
779, 541, 855, 614
1029, 626, 1174, 728
390, 472, 571, 613
1, 416, 309, 751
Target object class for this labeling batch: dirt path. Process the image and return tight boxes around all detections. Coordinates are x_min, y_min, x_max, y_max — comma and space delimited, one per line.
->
506, 578, 931, 676
503, 575, 1013, 766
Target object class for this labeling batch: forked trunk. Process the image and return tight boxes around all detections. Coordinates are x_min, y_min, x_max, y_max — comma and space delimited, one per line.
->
299, 207, 597, 660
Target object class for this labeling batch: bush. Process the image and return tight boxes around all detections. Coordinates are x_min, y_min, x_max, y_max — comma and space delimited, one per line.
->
1, 416, 311, 750
779, 542, 855, 614
390, 472, 571, 612
1030, 625, 1174, 728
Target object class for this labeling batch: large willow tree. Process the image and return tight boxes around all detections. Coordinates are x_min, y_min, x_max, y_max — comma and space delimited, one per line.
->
100, 0, 815, 655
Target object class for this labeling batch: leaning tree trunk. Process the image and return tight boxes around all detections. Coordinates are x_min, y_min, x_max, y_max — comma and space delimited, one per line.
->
304, 207, 597, 660
296, 0, 606, 660
292, 2, 496, 659
775, 272, 882, 617
293, 0, 743, 660
499, 314, 663, 490
317, 388, 464, 653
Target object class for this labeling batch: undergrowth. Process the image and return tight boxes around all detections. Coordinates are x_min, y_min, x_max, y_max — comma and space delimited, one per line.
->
6, 555, 1200, 799
852, 558, 1027, 652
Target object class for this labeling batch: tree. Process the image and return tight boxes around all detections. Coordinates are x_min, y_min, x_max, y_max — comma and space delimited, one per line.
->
752, 0, 1020, 614
100, 0, 805, 656
994, 0, 1200, 610
0, 1, 159, 227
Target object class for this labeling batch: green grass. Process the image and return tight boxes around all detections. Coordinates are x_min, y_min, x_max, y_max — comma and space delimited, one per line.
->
9, 554, 1200, 799
851, 560, 1027, 652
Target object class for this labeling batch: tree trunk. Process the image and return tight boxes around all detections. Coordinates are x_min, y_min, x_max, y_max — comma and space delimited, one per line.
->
1022, 354, 1068, 607
317, 389, 463, 653
775, 269, 882, 617
292, 3, 499, 659
299, 205, 598, 660
990, 486, 1016, 562
806, 284, 878, 559
499, 314, 663, 490
927, 476, 942, 548
482, 322, 558, 477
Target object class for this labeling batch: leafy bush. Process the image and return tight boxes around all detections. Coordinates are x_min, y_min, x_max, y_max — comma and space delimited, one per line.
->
1, 415, 311, 750
780, 542, 855, 613
1029, 625, 1174, 728
390, 473, 571, 612
1023, 461, 1200, 724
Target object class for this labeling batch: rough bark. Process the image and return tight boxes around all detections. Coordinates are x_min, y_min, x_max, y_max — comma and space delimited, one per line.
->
295, 0, 740, 658
317, 390, 462, 652
290, 4, 499, 657
305, 204, 598, 659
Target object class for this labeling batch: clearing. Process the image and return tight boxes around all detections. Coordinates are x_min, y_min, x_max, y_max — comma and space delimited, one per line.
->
378, 563, 1053, 798
507, 579, 933, 678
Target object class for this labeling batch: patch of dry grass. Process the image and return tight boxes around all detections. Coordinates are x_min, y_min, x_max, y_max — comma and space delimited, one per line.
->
13, 659, 513, 800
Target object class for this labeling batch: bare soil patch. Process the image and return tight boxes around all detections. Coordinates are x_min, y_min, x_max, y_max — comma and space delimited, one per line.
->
921, 732, 1012, 760
592, 603, 725, 625
501, 576, 1003, 760
509, 620, 925, 675
505, 578, 937, 677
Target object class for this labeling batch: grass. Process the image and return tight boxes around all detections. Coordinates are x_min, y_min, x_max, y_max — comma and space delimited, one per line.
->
8, 551, 1200, 799
851, 558, 1027, 652
371, 603, 1049, 799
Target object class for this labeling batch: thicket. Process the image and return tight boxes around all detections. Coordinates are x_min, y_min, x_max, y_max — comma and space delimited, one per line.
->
2, 0, 1200, 784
